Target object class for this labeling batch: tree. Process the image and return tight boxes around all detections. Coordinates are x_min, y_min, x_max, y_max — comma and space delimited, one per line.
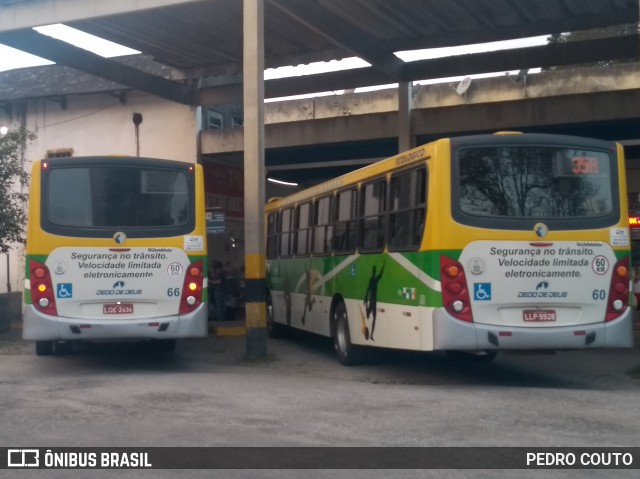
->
0, 127, 34, 254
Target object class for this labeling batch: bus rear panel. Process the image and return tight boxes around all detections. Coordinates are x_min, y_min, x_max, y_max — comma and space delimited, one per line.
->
23, 157, 208, 353
434, 134, 633, 351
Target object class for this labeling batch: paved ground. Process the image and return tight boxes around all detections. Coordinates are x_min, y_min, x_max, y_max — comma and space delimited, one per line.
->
2, 316, 639, 390
1, 318, 639, 479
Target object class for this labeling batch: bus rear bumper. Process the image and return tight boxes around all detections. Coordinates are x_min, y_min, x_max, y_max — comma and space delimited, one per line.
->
433, 308, 634, 350
22, 304, 209, 341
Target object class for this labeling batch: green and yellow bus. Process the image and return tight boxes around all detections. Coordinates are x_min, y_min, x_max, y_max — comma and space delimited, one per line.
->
23, 156, 208, 355
265, 132, 634, 365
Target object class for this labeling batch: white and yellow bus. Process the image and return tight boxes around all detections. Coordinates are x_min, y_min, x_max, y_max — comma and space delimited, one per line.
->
23, 156, 208, 355
265, 132, 634, 365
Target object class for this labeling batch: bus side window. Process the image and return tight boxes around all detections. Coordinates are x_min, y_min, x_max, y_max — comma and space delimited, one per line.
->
359, 178, 386, 252
296, 202, 312, 256
266, 212, 278, 259
313, 195, 332, 255
279, 207, 293, 257
334, 188, 357, 254
389, 167, 427, 250
414, 208, 426, 245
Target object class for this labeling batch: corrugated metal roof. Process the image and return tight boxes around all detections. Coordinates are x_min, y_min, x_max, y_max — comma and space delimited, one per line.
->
69, 0, 638, 76
0, 0, 637, 103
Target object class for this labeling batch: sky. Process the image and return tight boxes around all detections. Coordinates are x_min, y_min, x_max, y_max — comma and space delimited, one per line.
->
0, 24, 548, 100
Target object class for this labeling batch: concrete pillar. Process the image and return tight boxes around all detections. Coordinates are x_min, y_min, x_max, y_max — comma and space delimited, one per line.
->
243, 0, 267, 359
398, 81, 414, 152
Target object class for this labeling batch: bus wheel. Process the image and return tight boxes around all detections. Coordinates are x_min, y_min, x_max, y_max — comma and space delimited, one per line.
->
446, 350, 498, 363
35, 340, 54, 356
266, 293, 287, 338
333, 302, 366, 366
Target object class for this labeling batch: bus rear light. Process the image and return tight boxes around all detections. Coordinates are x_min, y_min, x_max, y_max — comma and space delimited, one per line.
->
605, 257, 629, 321
444, 265, 459, 277
440, 256, 473, 322
29, 259, 58, 316
179, 259, 204, 315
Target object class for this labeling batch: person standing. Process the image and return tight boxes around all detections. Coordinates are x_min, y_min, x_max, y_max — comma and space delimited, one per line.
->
209, 260, 228, 321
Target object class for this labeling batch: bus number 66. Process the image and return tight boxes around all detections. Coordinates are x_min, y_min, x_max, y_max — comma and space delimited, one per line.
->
167, 288, 180, 297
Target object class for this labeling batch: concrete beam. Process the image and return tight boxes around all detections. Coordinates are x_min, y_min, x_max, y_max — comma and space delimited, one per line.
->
0, 29, 196, 105
411, 89, 640, 138
200, 88, 640, 155
0, 0, 206, 32
201, 112, 399, 154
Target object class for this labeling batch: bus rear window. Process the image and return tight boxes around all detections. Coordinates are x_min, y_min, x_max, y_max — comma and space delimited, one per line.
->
43, 164, 194, 237
455, 146, 616, 227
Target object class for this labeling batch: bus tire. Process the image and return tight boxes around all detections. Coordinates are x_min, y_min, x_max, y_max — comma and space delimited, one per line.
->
35, 340, 54, 356
266, 292, 287, 338
333, 301, 366, 366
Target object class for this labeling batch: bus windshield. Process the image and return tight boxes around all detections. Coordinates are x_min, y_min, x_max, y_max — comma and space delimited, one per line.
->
40, 159, 196, 238
457, 146, 614, 221
46, 167, 189, 228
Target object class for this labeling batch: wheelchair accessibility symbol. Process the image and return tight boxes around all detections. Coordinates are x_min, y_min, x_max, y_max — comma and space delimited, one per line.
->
56, 283, 73, 299
473, 283, 491, 301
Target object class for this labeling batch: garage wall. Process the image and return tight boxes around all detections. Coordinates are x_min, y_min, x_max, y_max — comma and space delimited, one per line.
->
0, 91, 197, 293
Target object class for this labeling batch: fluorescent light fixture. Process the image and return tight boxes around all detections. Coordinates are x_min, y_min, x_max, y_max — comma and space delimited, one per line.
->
268, 177, 299, 186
